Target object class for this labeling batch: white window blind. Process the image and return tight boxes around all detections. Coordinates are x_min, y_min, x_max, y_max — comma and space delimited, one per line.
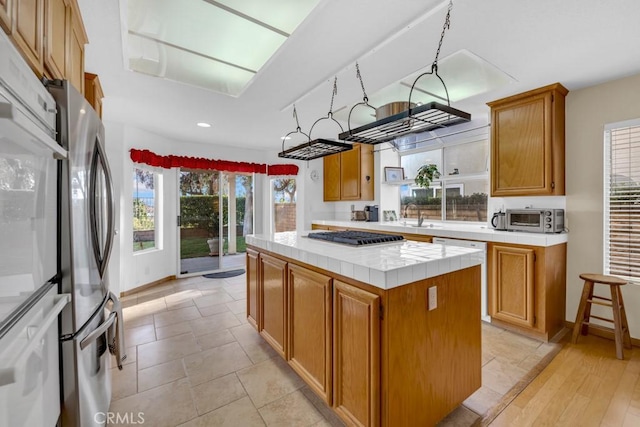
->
605, 119, 640, 281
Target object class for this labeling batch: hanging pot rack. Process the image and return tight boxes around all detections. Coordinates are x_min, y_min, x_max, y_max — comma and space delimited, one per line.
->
338, 0, 470, 145
278, 79, 353, 161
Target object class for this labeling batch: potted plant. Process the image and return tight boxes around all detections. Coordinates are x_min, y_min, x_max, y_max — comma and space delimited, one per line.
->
415, 164, 440, 188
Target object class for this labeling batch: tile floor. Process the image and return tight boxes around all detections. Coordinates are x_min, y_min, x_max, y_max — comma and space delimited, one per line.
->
109, 274, 562, 426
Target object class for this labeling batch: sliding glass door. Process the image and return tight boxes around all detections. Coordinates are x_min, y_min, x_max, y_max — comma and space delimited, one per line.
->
177, 169, 252, 276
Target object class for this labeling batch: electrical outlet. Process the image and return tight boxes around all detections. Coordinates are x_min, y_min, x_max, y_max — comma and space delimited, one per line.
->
428, 286, 437, 311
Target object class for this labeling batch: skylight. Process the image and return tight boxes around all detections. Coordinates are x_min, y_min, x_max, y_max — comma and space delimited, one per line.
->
126, 0, 321, 96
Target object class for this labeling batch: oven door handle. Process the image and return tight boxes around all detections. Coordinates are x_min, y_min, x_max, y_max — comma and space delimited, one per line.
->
0, 294, 70, 387
80, 311, 116, 350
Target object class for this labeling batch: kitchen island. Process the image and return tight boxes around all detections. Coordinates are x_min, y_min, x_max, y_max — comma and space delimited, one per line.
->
246, 231, 484, 427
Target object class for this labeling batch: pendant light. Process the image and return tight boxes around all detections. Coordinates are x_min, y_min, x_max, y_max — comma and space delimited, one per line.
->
338, 0, 470, 145
278, 78, 353, 161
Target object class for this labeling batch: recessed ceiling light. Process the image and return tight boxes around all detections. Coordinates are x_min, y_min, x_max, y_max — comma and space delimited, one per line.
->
281, 136, 291, 140
197, 122, 211, 128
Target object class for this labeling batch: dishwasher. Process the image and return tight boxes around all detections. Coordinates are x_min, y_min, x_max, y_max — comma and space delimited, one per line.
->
432, 237, 489, 322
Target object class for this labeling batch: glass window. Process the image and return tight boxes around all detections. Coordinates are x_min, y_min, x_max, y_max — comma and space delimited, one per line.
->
443, 139, 489, 176
133, 167, 156, 252
401, 149, 442, 180
444, 178, 489, 222
399, 136, 489, 223
604, 119, 640, 281
272, 178, 296, 232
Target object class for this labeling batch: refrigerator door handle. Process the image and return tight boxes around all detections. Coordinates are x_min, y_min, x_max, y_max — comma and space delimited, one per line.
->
88, 137, 115, 277
79, 310, 115, 351
0, 294, 70, 387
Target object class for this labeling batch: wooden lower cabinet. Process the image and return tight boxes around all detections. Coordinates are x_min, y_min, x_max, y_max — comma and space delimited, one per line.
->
490, 245, 535, 328
245, 248, 259, 330
488, 242, 567, 341
259, 253, 287, 358
333, 280, 380, 427
288, 265, 333, 404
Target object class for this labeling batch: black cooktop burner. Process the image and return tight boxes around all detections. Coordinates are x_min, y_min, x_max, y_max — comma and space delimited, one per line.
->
307, 230, 404, 246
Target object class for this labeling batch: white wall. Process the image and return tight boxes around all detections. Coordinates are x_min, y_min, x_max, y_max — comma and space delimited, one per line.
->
103, 121, 286, 294
566, 73, 640, 338
104, 122, 125, 297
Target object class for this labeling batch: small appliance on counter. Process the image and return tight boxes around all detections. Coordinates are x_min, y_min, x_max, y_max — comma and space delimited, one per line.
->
350, 204, 366, 221
491, 211, 507, 230
506, 208, 564, 233
364, 205, 379, 222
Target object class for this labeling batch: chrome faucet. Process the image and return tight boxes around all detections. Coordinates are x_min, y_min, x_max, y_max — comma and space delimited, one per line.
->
403, 203, 424, 226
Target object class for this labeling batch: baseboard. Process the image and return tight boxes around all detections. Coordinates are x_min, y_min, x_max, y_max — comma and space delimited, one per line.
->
120, 275, 176, 297
564, 320, 640, 347
489, 318, 550, 342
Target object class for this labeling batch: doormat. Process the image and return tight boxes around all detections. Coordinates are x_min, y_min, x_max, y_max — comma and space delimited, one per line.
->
203, 269, 245, 279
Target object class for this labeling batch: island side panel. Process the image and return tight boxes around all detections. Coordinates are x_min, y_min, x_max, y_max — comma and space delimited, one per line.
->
383, 266, 481, 426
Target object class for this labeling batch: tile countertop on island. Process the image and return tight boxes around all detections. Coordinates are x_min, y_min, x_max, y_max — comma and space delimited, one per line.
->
311, 220, 569, 247
245, 231, 484, 290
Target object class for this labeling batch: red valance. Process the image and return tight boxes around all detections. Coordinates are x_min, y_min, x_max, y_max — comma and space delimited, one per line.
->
267, 164, 300, 176
130, 149, 299, 175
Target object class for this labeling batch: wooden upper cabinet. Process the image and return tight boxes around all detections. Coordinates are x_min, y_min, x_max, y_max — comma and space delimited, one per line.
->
12, 0, 44, 76
488, 83, 568, 197
66, 5, 86, 94
84, 72, 104, 118
287, 265, 332, 405
0, 0, 11, 34
341, 143, 362, 200
323, 151, 341, 201
323, 143, 374, 202
44, 0, 68, 79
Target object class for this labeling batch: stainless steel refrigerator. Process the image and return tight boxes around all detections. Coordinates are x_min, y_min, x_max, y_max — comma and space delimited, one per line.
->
47, 80, 125, 427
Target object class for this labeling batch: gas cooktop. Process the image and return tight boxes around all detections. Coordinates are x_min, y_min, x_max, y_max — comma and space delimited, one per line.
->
307, 230, 404, 246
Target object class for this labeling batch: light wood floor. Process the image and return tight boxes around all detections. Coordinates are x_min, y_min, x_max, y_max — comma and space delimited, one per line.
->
489, 333, 640, 426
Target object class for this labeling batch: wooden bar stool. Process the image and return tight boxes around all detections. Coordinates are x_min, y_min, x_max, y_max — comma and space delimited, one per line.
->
572, 273, 632, 359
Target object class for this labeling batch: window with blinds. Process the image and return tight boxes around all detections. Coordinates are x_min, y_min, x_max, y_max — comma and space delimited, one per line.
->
605, 119, 640, 281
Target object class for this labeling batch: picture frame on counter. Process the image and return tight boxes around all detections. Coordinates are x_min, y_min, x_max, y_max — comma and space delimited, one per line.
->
383, 210, 398, 221
384, 167, 404, 182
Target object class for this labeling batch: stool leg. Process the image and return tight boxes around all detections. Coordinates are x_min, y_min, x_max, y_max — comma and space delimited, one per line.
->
572, 280, 594, 344
611, 285, 625, 360
581, 283, 594, 336
617, 286, 632, 350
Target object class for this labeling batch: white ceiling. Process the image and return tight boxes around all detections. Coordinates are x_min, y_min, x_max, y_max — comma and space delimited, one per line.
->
77, 0, 640, 153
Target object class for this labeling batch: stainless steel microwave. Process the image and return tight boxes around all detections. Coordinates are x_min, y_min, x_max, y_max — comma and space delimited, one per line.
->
506, 209, 565, 233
